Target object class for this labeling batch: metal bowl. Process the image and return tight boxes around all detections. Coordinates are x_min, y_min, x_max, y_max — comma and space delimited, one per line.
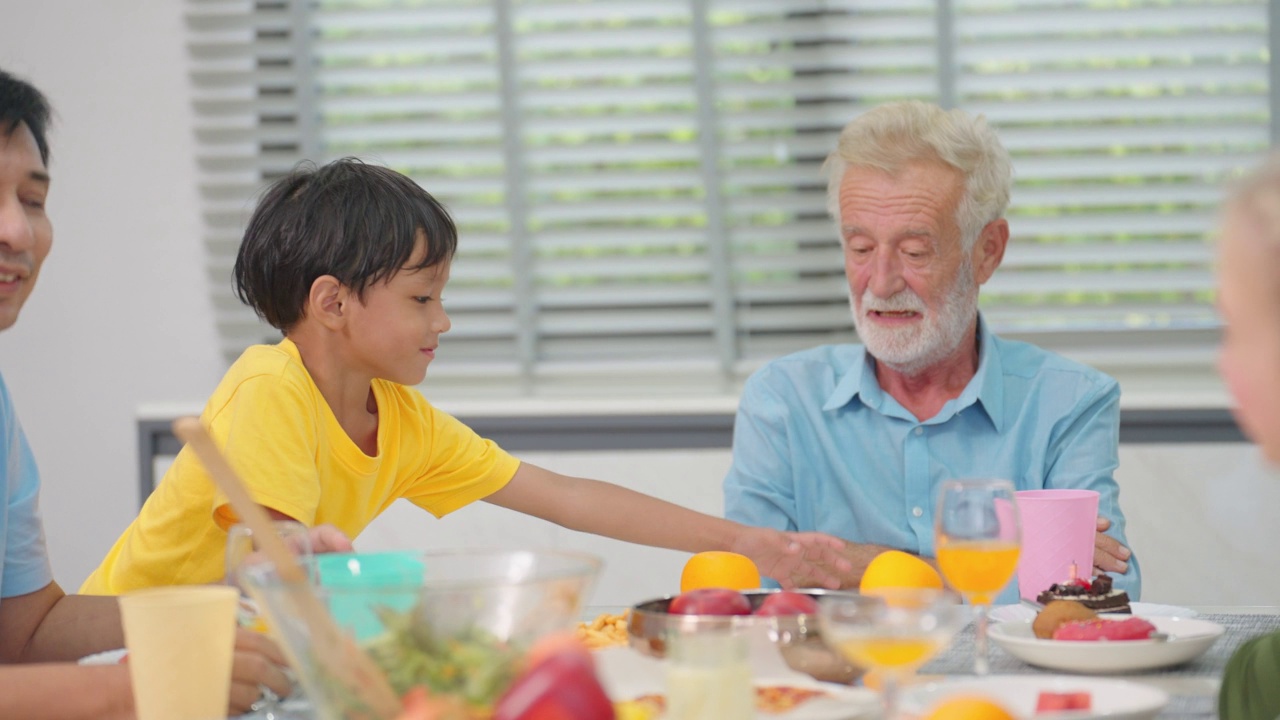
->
627, 589, 863, 684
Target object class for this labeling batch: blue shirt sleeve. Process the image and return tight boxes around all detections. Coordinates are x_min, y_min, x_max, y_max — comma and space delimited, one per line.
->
1041, 376, 1141, 599
0, 372, 54, 599
724, 366, 800, 535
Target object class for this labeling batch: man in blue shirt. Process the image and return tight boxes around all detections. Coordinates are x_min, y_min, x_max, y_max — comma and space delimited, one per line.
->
724, 101, 1139, 604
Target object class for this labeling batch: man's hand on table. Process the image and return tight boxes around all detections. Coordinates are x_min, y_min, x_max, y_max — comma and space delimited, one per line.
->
730, 527, 852, 590
1093, 516, 1131, 575
227, 627, 292, 716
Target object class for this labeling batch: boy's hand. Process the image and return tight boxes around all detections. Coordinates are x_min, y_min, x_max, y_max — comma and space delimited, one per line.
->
305, 523, 355, 555
730, 527, 851, 590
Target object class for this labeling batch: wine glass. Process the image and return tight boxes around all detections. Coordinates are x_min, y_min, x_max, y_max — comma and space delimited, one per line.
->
817, 589, 962, 720
934, 478, 1022, 675
225, 520, 315, 717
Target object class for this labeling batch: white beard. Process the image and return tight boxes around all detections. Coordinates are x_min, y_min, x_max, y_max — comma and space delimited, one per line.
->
850, 260, 979, 376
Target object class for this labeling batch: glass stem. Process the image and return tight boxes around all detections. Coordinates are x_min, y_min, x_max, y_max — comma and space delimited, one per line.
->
882, 673, 900, 720
974, 603, 990, 675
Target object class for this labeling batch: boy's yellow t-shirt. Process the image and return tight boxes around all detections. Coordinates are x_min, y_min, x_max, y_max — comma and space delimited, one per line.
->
80, 338, 520, 595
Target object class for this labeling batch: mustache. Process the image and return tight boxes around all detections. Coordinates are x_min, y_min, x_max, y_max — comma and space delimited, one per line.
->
860, 289, 926, 313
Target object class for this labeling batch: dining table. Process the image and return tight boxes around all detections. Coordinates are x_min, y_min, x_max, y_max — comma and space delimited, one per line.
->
234, 604, 1280, 720
918, 605, 1280, 719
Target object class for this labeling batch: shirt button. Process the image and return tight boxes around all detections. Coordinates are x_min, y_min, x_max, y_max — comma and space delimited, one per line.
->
912, 507, 924, 517
914, 427, 924, 435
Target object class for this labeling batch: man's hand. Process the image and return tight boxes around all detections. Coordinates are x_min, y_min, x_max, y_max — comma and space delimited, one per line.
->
1093, 516, 1131, 575
730, 527, 852, 590
226, 628, 292, 716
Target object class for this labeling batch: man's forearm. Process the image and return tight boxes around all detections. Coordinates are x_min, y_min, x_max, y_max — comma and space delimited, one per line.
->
0, 663, 133, 719
25, 594, 124, 663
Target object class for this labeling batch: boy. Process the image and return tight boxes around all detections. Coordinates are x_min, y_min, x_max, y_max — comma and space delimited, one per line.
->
1215, 156, 1280, 720
82, 158, 850, 595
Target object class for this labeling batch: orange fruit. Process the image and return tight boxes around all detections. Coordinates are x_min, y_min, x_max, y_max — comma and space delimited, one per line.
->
680, 551, 761, 593
922, 695, 1016, 720
859, 550, 944, 593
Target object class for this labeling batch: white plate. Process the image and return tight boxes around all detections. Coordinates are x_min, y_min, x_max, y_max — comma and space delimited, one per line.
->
988, 616, 1224, 673
901, 675, 1168, 720
596, 645, 878, 720
989, 601, 1197, 623
78, 648, 127, 665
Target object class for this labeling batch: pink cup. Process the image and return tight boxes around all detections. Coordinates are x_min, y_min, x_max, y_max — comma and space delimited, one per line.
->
1014, 489, 1099, 601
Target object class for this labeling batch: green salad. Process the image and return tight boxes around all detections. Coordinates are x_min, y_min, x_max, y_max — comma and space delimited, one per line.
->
362, 605, 522, 709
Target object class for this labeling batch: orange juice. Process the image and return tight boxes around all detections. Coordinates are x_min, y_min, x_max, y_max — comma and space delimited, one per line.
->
935, 540, 1020, 605
836, 636, 945, 670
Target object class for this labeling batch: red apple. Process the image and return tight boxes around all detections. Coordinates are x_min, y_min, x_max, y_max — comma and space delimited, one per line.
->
492, 636, 614, 720
754, 591, 819, 616
667, 588, 752, 616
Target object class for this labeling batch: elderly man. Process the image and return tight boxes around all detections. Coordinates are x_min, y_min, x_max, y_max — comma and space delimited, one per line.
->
0, 68, 351, 718
724, 101, 1139, 603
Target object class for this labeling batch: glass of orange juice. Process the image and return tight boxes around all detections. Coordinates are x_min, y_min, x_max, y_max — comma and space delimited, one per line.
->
934, 478, 1021, 675
817, 589, 962, 719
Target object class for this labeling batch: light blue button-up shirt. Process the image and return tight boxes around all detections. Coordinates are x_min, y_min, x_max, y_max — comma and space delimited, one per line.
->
0, 371, 54, 605
723, 317, 1140, 604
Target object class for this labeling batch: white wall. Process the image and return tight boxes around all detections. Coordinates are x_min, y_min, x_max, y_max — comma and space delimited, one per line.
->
0, 1, 224, 588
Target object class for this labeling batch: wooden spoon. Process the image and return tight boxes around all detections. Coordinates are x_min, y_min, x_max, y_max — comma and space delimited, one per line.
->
172, 417, 401, 718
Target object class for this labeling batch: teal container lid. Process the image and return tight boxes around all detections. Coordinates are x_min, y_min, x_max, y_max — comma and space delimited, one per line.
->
316, 551, 425, 588
315, 552, 426, 641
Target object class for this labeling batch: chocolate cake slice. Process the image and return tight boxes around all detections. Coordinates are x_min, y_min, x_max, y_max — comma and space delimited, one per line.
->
1035, 573, 1131, 614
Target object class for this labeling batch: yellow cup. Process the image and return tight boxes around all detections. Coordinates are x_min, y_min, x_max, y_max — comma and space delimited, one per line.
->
119, 585, 240, 720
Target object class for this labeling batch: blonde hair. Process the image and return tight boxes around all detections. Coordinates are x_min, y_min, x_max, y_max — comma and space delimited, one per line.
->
823, 101, 1012, 250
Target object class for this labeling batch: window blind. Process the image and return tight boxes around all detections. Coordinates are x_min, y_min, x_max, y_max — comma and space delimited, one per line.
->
185, 0, 1270, 399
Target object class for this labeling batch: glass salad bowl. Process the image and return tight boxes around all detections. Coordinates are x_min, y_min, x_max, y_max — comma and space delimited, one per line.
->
238, 548, 602, 720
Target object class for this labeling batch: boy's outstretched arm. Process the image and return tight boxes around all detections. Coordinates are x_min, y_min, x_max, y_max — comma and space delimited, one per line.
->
484, 462, 851, 589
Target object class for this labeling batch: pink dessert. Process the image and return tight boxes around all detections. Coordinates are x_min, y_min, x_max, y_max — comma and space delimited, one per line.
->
1051, 617, 1157, 641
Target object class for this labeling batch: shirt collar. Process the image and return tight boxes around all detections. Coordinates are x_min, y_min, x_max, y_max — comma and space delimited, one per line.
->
822, 313, 1004, 431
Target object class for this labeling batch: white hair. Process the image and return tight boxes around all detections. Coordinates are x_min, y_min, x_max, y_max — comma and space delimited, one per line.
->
823, 101, 1013, 251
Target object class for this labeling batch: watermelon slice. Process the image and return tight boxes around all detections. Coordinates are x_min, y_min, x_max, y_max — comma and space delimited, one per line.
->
1051, 617, 1156, 641
1036, 691, 1092, 713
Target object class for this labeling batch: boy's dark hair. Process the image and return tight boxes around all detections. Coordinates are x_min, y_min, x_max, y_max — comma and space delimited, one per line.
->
234, 158, 458, 331
0, 68, 53, 165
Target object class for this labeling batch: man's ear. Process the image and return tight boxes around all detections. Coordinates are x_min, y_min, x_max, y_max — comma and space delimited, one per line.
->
307, 275, 349, 330
972, 218, 1009, 285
